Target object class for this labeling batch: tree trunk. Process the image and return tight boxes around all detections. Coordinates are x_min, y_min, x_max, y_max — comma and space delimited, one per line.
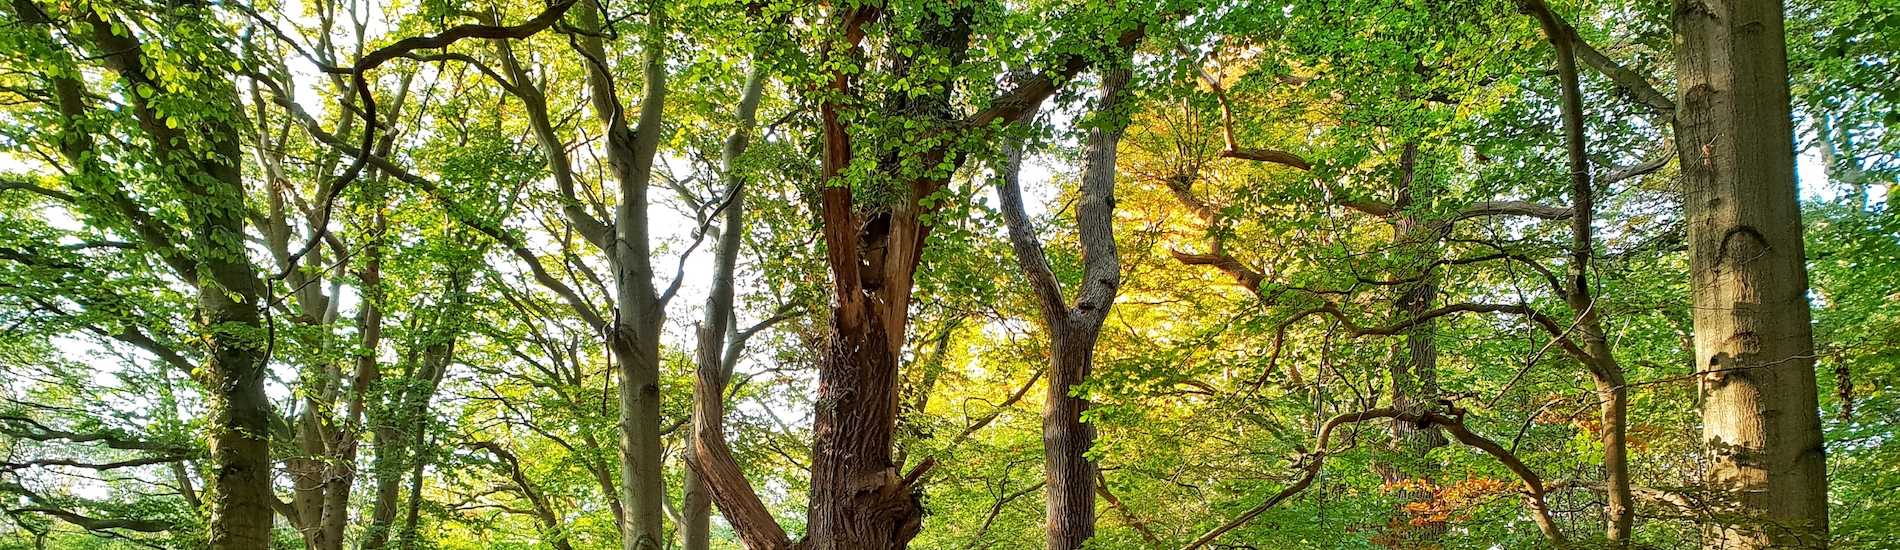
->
176, 40, 275, 550
683, 56, 768, 550
362, 264, 472, 550
690, 8, 1148, 550
995, 64, 1129, 550
1387, 143, 1449, 453
32, 4, 276, 546
1043, 327, 1102, 550
203, 302, 274, 550
806, 316, 922, 550
1517, 1, 1642, 541
314, 207, 382, 550
1593, 367, 1634, 542
569, 1, 671, 547
1674, 0, 1829, 546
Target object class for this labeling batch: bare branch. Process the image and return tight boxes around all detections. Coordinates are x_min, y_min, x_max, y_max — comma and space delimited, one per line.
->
1454, 200, 1574, 222
1601, 150, 1675, 184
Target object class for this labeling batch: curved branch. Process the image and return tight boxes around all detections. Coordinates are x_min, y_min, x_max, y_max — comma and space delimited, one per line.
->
1428, 411, 1568, 545
996, 140, 1071, 322
969, 18, 1150, 128
345, 0, 582, 74
1513, 0, 1674, 115
1180, 408, 1399, 550
1601, 150, 1675, 184
1169, 250, 1265, 295
11, 506, 172, 533
0, 178, 76, 202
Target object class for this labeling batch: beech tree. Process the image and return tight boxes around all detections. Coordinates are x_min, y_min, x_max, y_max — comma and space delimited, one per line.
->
1676, 0, 1829, 546
1, 0, 1885, 548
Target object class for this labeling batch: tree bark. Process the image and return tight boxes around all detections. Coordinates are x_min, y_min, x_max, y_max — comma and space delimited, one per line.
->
1514, 1, 1642, 541
66, 7, 276, 547
1387, 143, 1451, 454
688, 7, 1150, 549
683, 57, 769, 550
569, 1, 671, 547
1674, 0, 1829, 546
994, 63, 1130, 550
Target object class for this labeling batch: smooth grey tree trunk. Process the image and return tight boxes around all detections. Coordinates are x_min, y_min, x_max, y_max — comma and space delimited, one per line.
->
1674, 0, 1828, 546
682, 59, 768, 550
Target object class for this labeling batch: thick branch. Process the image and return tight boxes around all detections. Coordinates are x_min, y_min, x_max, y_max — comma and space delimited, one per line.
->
1454, 200, 1574, 221
969, 23, 1149, 128
1169, 251, 1264, 295
1218, 147, 1312, 170
12, 506, 172, 533
1429, 411, 1568, 545
1601, 150, 1674, 184
1546, 479, 1696, 514
996, 141, 1071, 322
0, 178, 76, 202
4, 455, 186, 471
345, 0, 581, 74
1, 415, 196, 456
1513, 0, 1674, 115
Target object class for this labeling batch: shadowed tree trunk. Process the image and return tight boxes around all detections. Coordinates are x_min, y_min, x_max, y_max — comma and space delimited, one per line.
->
17, 2, 276, 546
1387, 143, 1451, 454
995, 62, 1131, 550
1674, 0, 1829, 546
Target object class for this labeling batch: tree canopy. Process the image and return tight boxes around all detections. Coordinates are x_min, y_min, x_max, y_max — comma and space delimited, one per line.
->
0, 0, 1892, 548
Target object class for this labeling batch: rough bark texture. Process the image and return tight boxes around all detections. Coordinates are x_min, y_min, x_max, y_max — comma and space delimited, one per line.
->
686, 7, 1148, 549
1674, 0, 1829, 546
1387, 143, 1450, 456
200, 274, 272, 550
994, 63, 1130, 550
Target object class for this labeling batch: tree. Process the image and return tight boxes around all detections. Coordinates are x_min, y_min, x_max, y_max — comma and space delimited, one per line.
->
1, 1, 272, 546
1674, 0, 1829, 546
994, 60, 1132, 550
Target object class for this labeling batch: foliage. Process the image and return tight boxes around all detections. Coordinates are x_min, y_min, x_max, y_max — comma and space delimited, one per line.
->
0, 0, 1891, 548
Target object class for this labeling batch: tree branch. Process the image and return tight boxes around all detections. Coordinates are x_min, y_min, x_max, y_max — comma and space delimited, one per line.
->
1512, 0, 1674, 115
1179, 408, 1399, 550
969, 20, 1150, 128
1454, 200, 1574, 222
996, 139, 1072, 322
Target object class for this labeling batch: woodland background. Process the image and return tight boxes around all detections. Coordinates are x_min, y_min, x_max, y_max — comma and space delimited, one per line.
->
0, 0, 1894, 548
